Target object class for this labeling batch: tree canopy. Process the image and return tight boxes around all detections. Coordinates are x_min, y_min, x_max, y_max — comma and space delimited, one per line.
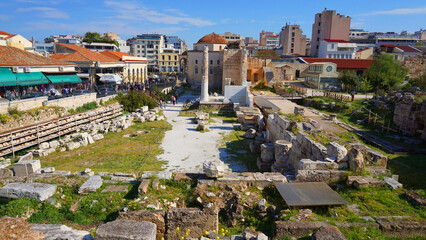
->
85, 32, 101, 39
338, 70, 360, 90
364, 55, 408, 92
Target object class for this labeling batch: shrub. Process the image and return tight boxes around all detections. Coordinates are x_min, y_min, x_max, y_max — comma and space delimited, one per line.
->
99, 99, 104, 106
118, 90, 157, 112
75, 101, 98, 113
0, 198, 39, 218
7, 107, 22, 116
0, 114, 11, 123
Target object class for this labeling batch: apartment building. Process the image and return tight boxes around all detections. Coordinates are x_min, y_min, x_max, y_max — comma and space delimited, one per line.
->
280, 23, 307, 56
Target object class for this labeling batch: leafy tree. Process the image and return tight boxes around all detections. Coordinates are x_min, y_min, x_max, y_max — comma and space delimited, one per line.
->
364, 55, 409, 92
85, 32, 101, 39
255, 49, 280, 60
407, 74, 426, 90
359, 77, 373, 98
415, 41, 425, 46
338, 70, 360, 91
118, 90, 157, 112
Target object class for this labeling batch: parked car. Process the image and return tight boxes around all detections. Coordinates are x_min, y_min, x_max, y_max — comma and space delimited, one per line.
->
327, 85, 342, 92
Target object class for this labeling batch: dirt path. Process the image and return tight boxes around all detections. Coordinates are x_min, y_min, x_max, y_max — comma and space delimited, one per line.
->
158, 93, 248, 173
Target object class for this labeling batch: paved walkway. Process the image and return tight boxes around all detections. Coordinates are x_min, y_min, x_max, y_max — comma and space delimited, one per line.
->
158, 93, 248, 173
290, 81, 373, 99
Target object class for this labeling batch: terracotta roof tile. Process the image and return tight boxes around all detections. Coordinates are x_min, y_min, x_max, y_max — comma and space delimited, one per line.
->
100, 51, 133, 60
53, 43, 121, 63
0, 46, 74, 66
395, 45, 422, 53
197, 33, 228, 44
300, 57, 374, 69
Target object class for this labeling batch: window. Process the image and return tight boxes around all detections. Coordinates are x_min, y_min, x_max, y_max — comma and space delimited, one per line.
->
168, 56, 171, 60
210, 60, 213, 65
195, 66, 198, 74
291, 43, 294, 47
317, 38, 319, 42
331, 44, 335, 49
174, 56, 177, 61
195, 60, 198, 64
137, 45, 140, 48
318, 30, 320, 34
209, 68, 213, 74
217, 60, 220, 64
291, 49, 294, 53
292, 32, 295, 37
292, 38, 294, 42
162, 55, 165, 60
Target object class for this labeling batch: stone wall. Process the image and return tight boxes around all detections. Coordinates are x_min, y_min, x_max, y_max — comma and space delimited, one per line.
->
0, 97, 48, 114
47, 93, 97, 110
393, 96, 426, 139
119, 208, 218, 239
223, 49, 243, 87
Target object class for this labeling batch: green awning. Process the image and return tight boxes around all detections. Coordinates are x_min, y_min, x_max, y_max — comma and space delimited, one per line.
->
14, 72, 50, 86
0, 68, 18, 87
45, 74, 82, 84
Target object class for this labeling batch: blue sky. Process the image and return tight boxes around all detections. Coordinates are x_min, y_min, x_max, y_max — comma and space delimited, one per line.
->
1, 0, 425, 46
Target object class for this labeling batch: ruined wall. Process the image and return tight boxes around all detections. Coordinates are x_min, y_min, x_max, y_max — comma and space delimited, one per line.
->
393, 97, 426, 139
222, 49, 242, 87
403, 55, 426, 78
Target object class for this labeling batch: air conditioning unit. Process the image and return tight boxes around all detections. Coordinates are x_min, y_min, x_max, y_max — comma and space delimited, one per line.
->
59, 66, 64, 72
12, 67, 19, 73
24, 67, 30, 73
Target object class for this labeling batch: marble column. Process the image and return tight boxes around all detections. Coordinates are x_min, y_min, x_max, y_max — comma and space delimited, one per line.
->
201, 45, 209, 102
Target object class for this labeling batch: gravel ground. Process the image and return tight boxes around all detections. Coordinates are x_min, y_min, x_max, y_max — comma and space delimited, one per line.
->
158, 93, 247, 173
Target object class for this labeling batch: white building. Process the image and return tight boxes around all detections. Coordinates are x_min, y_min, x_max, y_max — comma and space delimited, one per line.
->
318, 39, 356, 59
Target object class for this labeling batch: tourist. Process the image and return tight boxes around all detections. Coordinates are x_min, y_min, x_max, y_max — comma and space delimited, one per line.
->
172, 95, 176, 105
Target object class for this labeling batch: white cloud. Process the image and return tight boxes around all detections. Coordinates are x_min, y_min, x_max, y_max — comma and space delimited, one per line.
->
358, 7, 426, 16
220, 19, 230, 24
164, 9, 188, 17
104, 1, 214, 27
16, 7, 69, 19
0, 14, 9, 20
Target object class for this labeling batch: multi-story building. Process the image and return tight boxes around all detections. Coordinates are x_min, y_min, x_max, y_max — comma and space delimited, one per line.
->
259, 31, 280, 48
304, 62, 339, 90
100, 51, 148, 83
159, 49, 180, 73
244, 37, 259, 56
184, 33, 228, 89
318, 39, 357, 59
310, 9, 351, 57
220, 32, 242, 43
129, 34, 165, 72
0, 31, 34, 52
164, 36, 187, 53
82, 42, 118, 52
44, 35, 83, 45
33, 42, 54, 56
280, 23, 307, 56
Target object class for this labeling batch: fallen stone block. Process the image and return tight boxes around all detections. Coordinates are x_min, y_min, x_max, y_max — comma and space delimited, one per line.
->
31, 224, 93, 240
66, 142, 80, 151
13, 160, 41, 176
327, 142, 347, 162
40, 142, 50, 150
18, 152, 33, 162
95, 219, 156, 240
138, 179, 150, 195
0, 168, 13, 178
117, 210, 166, 239
203, 161, 227, 178
405, 190, 426, 206
384, 177, 403, 189
78, 175, 103, 194
312, 225, 346, 240
0, 182, 56, 201
44, 148, 56, 155
275, 221, 329, 238
49, 140, 60, 149
166, 208, 218, 239
110, 176, 137, 183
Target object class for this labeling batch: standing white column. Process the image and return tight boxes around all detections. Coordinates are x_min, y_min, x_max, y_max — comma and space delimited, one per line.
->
201, 45, 209, 102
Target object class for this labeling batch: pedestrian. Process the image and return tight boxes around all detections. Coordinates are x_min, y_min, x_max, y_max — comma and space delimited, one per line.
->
172, 95, 176, 105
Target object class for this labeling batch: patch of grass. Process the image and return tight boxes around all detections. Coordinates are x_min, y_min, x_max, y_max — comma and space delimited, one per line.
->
218, 128, 259, 171
40, 120, 171, 174
387, 154, 426, 189
338, 187, 426, 220
0, 198, 40, 218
